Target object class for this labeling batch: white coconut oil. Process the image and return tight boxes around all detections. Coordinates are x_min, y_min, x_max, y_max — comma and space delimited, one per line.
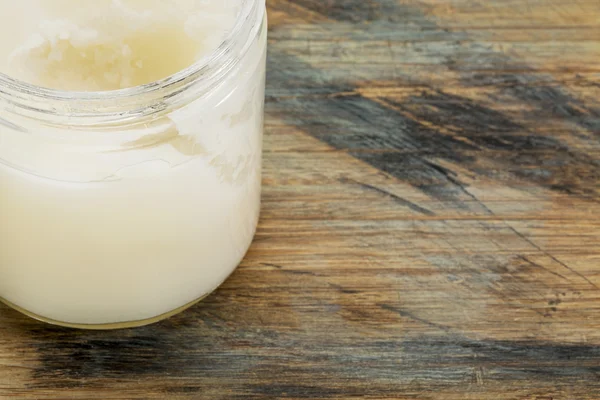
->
0, 0, 267, 327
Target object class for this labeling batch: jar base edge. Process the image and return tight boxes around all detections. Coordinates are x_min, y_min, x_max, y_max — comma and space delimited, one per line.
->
0, 293, 211, 330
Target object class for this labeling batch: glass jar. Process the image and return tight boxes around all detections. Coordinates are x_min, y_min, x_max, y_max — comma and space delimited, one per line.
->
0, 0, 267, 329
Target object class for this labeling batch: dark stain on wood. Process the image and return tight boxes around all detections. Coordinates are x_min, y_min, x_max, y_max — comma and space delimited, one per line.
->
465, 74, 600, 134
28, 326, 204, 381
341, 178, 435, 215
289, 0, 405, 23
268, 49, 599, 202
268, 1, 599, 202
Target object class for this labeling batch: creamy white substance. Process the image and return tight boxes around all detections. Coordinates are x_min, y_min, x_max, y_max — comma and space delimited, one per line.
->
0, 0, 266, 325
2, 0, 240, 90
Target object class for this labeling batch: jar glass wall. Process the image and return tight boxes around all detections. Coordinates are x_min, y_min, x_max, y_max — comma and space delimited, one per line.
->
0, 0, 267, 329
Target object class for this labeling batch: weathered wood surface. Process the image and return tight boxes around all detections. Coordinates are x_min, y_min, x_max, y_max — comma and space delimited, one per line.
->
1, 0, 600, 398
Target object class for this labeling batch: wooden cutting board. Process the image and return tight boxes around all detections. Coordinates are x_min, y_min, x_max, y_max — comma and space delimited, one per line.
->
1, 1, 599, 398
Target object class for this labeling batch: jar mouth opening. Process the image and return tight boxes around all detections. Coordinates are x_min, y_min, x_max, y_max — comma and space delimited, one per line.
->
0, 0, 263, 125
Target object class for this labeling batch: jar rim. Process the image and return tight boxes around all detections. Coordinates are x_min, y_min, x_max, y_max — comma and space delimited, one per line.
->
0, 0, 264, 126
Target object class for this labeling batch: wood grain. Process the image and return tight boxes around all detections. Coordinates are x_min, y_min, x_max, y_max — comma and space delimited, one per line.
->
1, 0, 600, 398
